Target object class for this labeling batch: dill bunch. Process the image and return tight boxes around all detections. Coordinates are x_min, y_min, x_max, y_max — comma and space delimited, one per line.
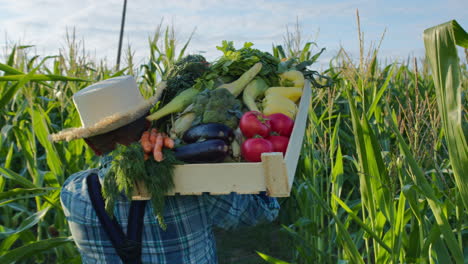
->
102, 143, 181, 229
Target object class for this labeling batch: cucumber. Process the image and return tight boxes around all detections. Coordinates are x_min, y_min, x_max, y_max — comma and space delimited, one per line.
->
174, 139, 229, 163
182, 123, 234, 143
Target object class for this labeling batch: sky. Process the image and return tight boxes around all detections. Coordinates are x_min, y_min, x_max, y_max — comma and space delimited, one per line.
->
0, 0, 467, 70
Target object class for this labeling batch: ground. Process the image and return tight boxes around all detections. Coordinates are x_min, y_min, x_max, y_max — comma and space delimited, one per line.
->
214, 220, 293, 264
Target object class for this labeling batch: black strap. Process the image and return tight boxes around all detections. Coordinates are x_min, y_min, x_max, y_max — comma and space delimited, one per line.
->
87, 173, 147, 264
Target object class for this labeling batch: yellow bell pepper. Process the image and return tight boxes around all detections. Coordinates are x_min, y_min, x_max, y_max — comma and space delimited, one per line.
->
279, 70, 305, 89
262, 94, 297, 119
264, 87, 303, 103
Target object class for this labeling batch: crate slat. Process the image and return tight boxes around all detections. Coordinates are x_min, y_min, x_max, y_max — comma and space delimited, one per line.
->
284, 81, 311, 189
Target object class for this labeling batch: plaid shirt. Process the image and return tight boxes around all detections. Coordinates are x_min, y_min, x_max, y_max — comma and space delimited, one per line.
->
61, 157, 280, 264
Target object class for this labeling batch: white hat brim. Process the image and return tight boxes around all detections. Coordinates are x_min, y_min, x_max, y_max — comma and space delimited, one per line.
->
49, 82, 166, 142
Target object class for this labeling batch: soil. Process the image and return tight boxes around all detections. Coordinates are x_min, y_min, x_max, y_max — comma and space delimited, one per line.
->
214, 220, 294, 264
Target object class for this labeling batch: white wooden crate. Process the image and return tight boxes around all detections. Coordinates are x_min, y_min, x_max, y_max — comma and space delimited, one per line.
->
133, 81, 311, 199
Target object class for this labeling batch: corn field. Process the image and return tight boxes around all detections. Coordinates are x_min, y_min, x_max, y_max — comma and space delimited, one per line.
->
0, 19, 467, 264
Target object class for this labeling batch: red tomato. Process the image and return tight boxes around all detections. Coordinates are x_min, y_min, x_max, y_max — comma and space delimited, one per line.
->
267, 135, 289, 155
239, 111, 271, 138
241, 138, 274, 162
267, 113, 294, 137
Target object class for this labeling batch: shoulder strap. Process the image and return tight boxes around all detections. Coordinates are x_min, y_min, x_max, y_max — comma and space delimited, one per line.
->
86, 173, 147, 264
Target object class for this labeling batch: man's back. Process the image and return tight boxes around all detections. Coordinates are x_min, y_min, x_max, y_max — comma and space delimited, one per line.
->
61, 162, 279, 264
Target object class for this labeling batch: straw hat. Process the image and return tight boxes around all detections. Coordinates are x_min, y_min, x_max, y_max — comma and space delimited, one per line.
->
49, 75, 165, 142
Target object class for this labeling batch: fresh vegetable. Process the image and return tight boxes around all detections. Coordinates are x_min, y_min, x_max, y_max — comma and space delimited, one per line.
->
264, 87, 303, 103
279, 70, 305, 88
140, 131, 153, 153
267, 135, 289, 155
241, 138, 274, 162
146, 87, 200, 121
153, 133, 164, 162
150, 128, 158, 145
267, 113, 295, 137
174, 139, 229, 163
242, 78, 269, 111
163, 137, 175, 149
216, 62, 263, 97
262, 94, 297, 119
182, 123, 234, 143
139, 129, 174, 162
212, 41, 280, 86
161, 55, 210, 105
239, 111, 271, 138
170, 112, 197, 139
192, 88, 243, 129
231, 139, 241, 159
103, 143, 182, 230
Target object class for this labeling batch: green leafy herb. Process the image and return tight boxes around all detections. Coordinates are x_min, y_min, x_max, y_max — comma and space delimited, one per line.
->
102, 143, 182, 229
211, 41, 280, 86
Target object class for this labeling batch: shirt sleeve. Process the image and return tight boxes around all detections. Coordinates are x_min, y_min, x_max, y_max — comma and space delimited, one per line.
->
201, 192, 280, 230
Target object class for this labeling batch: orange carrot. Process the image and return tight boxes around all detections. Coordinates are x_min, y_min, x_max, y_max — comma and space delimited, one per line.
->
143, 152, 150, 161
140, 131, 153, 153
150, 128, 158, 146
163, 136, 175, 149
153, 133, 164, 162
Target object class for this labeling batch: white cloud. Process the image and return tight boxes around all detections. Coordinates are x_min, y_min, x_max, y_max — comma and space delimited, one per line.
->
0, 0, 467, 69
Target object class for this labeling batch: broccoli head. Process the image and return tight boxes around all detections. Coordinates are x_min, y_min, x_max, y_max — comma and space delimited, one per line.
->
166, 54, 209, 79
161, 55, 210, 106
192, 88, 242, 129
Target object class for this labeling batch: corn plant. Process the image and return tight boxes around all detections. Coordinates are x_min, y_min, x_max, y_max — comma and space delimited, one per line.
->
140, 20, 194, 95
260, 18, 468, 264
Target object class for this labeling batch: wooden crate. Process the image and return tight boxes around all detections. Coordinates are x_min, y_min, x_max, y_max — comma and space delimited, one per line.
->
132, 81, 311, 199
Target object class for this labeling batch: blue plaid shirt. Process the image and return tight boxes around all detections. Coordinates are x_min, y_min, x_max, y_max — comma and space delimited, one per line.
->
60, 158, 280, 263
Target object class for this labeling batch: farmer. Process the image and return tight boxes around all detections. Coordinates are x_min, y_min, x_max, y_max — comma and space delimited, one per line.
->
49, 75, 280, 264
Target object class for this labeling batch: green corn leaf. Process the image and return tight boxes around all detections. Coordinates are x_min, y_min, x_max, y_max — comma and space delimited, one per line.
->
276, 45, 286, 59
5, 45, 34, 67
0, 233, 21, 254
0, 73, 90, 82
0, 82, 22, 111
387, 110, 464, 263
347, 89, 377, 220
307, 182, 364, 264
6, 46, 17, 67
283, 224, 317, 259
308, 47, 326, 65
360, 110, 393, 222
0, 187, 57, 207
3, 143, 14, 170
0, 237, 73, 263
332, 194, 393, 254
423, 20, 468, 212
367, 64, 395, 120
256, 251, 292, 264
110, 68, 129, 78
0, 206, 51, 239
12, 126, 37, 178
0, 62, 23, 75
331, 145, 344, 213
177, 29, 195, 61
30, 105, 63, 179
0, 167, 36, 188
0, 57, 49, 109
393, 192, 408, 262
430, 235, 453, 264
299, 42, 312, 62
